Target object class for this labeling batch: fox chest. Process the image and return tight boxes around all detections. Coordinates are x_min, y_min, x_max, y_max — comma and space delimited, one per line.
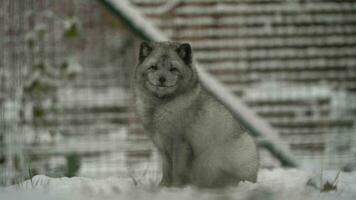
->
137, 97, 196, 152
152, 106, 190, 136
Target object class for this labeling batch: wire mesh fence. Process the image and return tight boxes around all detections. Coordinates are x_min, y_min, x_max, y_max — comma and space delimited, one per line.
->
1, 0, 356, 186
0, 0, 159, 186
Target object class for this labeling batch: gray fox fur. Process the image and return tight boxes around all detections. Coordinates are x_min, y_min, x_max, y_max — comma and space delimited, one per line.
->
134, 41, 259, 188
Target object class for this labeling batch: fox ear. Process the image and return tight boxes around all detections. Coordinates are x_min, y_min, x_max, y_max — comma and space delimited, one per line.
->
176, 43, 192, 65
139, 41, 153, 63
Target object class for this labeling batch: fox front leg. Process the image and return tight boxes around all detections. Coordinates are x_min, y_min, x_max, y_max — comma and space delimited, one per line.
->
159, 152, 172, 186
171, 141, 193, 187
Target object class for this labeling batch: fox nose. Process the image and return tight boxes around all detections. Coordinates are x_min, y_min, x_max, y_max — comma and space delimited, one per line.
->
159, 76, 166, 84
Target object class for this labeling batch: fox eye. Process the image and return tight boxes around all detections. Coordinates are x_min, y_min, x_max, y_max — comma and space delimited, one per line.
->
149, 65, 158, 70
170, 67, 178, 72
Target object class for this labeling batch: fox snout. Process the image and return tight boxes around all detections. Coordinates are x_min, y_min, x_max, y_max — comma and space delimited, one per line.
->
147, 70, 178, 87
158, 76, 166, 84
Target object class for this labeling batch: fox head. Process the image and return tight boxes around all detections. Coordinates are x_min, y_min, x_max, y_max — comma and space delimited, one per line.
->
135, 41, 198, 98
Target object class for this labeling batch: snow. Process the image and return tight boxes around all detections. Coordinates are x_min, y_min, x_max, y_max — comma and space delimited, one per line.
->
166, 25, 356, 38
153, 0, 181, 15
194, 47, 356, 60
155, 14, 356, 28
244, 81, 332, 100
2, 169, 356, 200
57, 87, 128, 108
191, 36, 356, 49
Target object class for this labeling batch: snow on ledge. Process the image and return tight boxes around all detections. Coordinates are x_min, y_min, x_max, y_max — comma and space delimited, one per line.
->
2, 169, 356, 200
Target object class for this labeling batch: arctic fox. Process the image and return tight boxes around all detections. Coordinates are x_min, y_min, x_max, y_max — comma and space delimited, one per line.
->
134, 41, 259, 188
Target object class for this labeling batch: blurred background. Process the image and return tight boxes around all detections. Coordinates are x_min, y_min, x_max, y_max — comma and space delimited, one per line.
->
1, 0, 356, 186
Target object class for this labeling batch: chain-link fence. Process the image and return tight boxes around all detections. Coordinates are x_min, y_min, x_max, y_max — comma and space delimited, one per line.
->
0, 0, 160, 186
1, 0, 356, 186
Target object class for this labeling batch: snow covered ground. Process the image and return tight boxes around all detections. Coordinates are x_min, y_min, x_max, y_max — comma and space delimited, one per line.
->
1, 169, 356, 200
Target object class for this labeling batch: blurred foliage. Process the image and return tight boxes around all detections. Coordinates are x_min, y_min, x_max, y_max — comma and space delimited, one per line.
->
24, 79, 55, 98
321, 171, 340, 193
22, 16, 82, 126
60, 57, 83, 80
25, 24, 49, 51
13, 155, 22, 171
28, 167, 38, 179
63, 18, 81, 39
19, 13, 83, 178
50, 152, 82, 178
32, 106, 46, 120
65, 153, 81, 177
